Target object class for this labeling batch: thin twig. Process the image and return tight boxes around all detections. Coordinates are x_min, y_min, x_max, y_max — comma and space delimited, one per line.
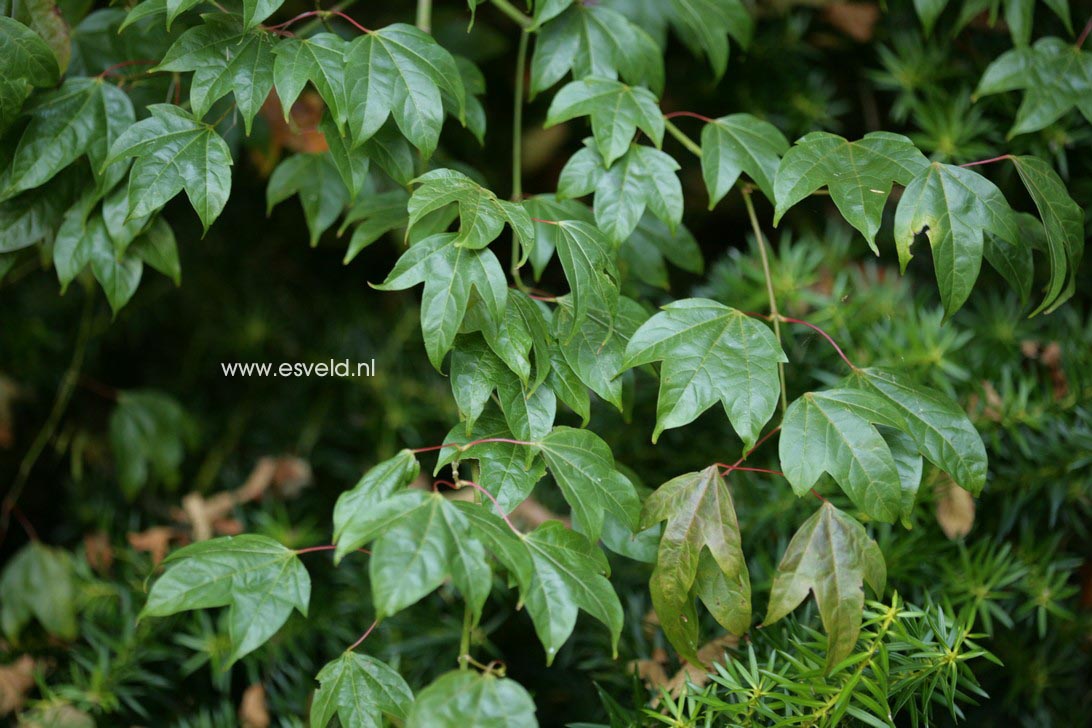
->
779, 316, 857, 370
295, 544, 371, 556
411, 437, 537, 454
457, 480, 523, 536
347, 619, 379, 651
1077, 15, 1092, 47
664, 110, 715, 123
959, 154, 1012, 168
664, 118, 703, 158
743, 189, 788, 414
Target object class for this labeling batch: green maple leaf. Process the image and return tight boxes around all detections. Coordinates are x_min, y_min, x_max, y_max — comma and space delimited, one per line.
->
847, 368, 987, 495
1, 543, 77, 642
459, 506, 624, 664
894, 162, 1017, 315
436, 409, 546, 511
640, 466, 750, 662
545, 77, 664, 168
319, 113, 370, 200
373, 232, 508, 370
559, 140, 683, 243
773, 131, 929, 252
779, 388, 908, 522
406, 670, 538, 727
449, 335, 556, 442
3, 77, 133, 196
700, 113, 788, 206
555, 295, 648, 411
669, 0, 753, 79
105, 104, 233, 233
151, 0, 283, 30
619, 213, 704, 289
539, 426, 640, 541
530, 2, 663, 96
408, 169, 533, 252
333, 490, 491, 622
272, 33, 349, 131
52, 201, 144, 313
344, 23, 465, 157
266, 152, 349, 247
550, 219, 621, 338
975, 37, 1091, 137
339, 189, 410, 263
0, 16, 60, 88
332, 449, 420, 546
141, 534, 311, 664
464, 289, 552, 389
155, 15, 274, 134
310, 652, 414, 728
622, 299, 786, 449
131, 218, 182, 285
0, 167, 83, 254
1008, 155, 1084, 314
764, 503, 886, 671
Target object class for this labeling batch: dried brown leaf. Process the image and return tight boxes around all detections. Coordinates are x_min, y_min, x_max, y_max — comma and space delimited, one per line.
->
935, 476, 975, 540
0, 655, 35, 716
239, 683, 270, 728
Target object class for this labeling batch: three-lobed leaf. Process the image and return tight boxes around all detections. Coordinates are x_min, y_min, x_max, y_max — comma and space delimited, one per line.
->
774, 131, 928, 252
140, 534, 311, 664
105, 104, 233, 233
622, 298, 786, 449
764, 503, 886, 671
894, 162, 1017, 316
373, 232, 507, 370
559, 140, 683, 243
700, 113, 788, 206
545, 77, 664, 168
641, 466, 750, 662
408, 169, 533, 253
344, 23, 465, 157
311, 652, 414, 728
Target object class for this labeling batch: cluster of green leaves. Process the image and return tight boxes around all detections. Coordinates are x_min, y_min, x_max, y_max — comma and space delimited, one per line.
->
2, 0, 1089, 725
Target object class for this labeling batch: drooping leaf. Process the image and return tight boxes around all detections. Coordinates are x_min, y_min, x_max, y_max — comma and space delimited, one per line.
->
882, 427, 924, 527
89, 223, 143, 314
458, 506, 624, 664
1008, 155, 1084, 314
140, 534, 311, 663
344, 23, 465, 157
310, 652, 414, 728
272, 33, 349, 131
105, 104, 233, 233
332, 490, 491, 622
0, 167, 84, 254
530, 2, 663, 96
558, 140, 683, 243
155, 15, 274, 133
619, 213, 704, 289
984, 211, 1038, 304
131, 217, 181, 285
0, 543, 77, 642
555, 295, 648, 411
332, 449, 420, 546
974, 38, 1092, 138
622, 298, 786, 449
779, 388, 907, 522
373, 233, 508, 370
109, 389, 196, 498
318, 112, 370, 200
539, 426, 640, 540
3, 77, 134, 196
764, 503, 886, 670
640, 466, 750, 662
668, 0, 752, 79
847, 368, 988, 494
406, 670, 537, 728
773, 131, 929, 252
0, 15, 61, 88
266, 152, 350, 246
894, 161, 1017, 315
551, 219, 620, 338
436, 409, 545, 512
700, 113, 788, 206
408, 168, 533, 252
340, 189, 409, 263
545, 77, 665, 168
472, 289, 553, 389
